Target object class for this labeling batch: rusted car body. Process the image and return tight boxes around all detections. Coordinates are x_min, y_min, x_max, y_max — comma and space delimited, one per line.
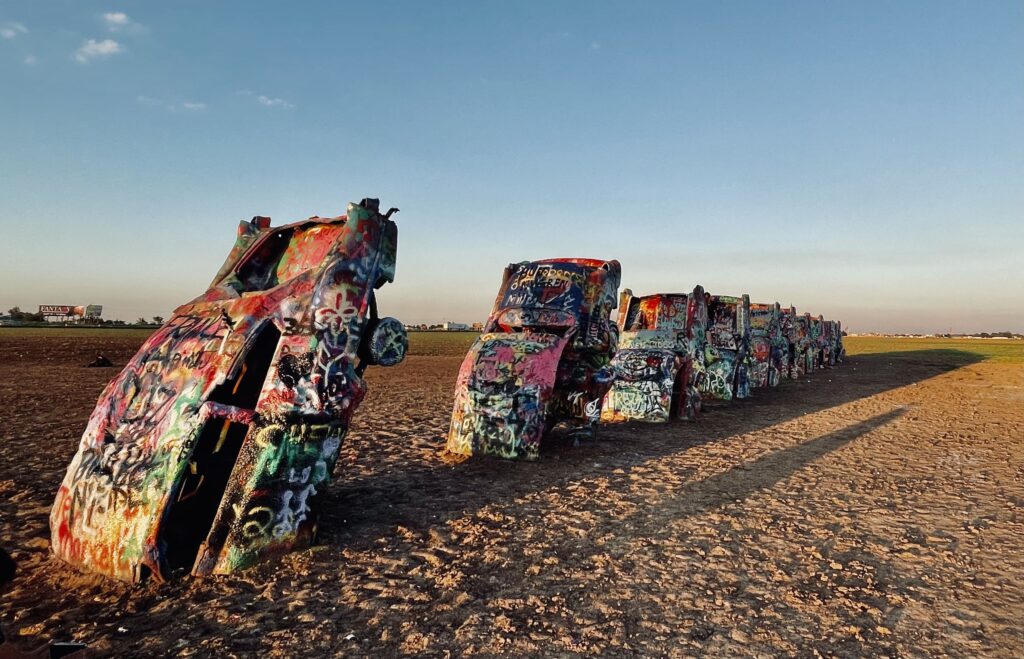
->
50, 199, 407, 582
446, 258, 621, 460
748, 302, 786, 388
699, 294, 751, 401
600, 286, 708, 423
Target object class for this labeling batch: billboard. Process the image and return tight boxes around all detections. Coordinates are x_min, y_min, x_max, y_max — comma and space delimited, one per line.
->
38, 305, 103, 318
39, 305, 77, 316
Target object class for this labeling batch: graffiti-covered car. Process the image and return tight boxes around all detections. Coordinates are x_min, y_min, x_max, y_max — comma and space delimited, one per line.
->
748, 302, 787, 388
810, 315, 827, 369
50, 199, 407, 583
700, 294, 751, 401
832, 321, 845, 364
780, 306, 807, 379
794, 313, 816, 375
601, 286, 708, 423
446, 258, 621, 460
820, 319, 843, 368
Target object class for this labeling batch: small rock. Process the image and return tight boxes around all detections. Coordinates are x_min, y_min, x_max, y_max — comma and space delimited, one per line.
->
730, 629, 750, 643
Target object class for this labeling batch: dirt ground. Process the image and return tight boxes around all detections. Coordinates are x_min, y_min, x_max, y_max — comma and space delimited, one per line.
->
1, 332, 1022, 657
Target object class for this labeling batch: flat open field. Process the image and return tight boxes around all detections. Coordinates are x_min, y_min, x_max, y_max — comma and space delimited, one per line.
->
1, 331, 1022, 657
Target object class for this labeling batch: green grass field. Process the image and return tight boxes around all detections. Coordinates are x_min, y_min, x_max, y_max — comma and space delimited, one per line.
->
2, 327, 1020, 363
843, 336, 1024, 364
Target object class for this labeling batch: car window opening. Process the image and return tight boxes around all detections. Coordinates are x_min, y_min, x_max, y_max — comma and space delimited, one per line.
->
235, 230, 295, 292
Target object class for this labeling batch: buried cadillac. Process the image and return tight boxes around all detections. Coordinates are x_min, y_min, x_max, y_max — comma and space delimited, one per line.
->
446, 259, 621, 460
700, 294, 752, 401
748, 301, 786, 388
794, 312, 816, 376
780, 306, 810, 379
819, 319, 844, 368
50, 198, 407, 582
600, 287, 708, 423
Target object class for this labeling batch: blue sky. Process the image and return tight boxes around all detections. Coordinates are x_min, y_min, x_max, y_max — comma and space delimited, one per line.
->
1, 1, 1021, 333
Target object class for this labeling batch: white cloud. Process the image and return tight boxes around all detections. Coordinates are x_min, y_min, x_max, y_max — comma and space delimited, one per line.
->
103, 12, 129, 28
102, 11, 145, 34
137, 96, 208, 112
1, 22, 28, 39
257, 95, 295, 109
236, 90, 296, 109
23, 54, 37, 65
74, 38, 123, 63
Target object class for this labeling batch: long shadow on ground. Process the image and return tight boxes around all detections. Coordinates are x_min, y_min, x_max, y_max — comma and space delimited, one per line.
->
325, 349, 979, 550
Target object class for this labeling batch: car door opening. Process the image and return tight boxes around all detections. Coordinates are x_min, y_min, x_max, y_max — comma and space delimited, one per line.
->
160, 321, 282, 574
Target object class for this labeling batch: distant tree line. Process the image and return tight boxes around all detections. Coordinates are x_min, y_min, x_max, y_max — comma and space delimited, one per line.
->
5, 306, 45, 322
940, 331, 1023, 339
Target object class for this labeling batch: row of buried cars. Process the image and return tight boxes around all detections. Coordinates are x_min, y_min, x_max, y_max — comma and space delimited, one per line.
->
446, 258, 844, 460
46, 201, 842, 583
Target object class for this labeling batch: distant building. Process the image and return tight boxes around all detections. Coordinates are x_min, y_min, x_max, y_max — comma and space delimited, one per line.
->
443, 322, 470, 331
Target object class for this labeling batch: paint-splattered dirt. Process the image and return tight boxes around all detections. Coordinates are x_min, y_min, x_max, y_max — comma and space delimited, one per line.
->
1, 332, 1022, 657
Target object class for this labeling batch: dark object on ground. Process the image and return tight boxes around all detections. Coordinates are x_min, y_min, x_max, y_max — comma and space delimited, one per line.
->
0, 635, 88, 658
85, 354, 113, 368
0, 548, 14, 586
